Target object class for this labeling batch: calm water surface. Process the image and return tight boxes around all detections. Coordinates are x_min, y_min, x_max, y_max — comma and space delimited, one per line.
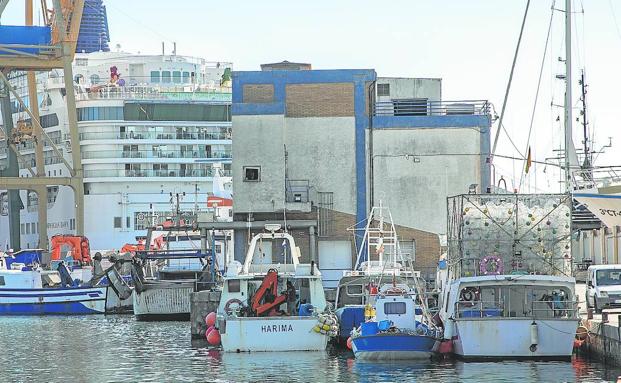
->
1, 316, 620, 383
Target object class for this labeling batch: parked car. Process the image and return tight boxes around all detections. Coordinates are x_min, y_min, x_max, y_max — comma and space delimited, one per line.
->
586, 265, 621, 313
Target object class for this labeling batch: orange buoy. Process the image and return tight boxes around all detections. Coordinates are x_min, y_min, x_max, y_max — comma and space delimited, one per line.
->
346, 337, 353, 350
207, 328, 221, 345
205, 325, 215, 339
205, 312, 217, 327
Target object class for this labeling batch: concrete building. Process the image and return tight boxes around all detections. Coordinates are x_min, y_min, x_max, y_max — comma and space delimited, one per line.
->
229, 65, 491, 284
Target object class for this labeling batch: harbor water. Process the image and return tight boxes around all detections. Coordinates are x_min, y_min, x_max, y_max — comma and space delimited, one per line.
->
1, 316, 621, 382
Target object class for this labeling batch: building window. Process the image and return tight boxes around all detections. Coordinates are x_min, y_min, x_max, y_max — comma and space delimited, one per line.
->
114, 217, 122, 228
243, 166, 260, 182
161, 71, 171, 83
150, 71, 160, 83
377, 83, 390, 97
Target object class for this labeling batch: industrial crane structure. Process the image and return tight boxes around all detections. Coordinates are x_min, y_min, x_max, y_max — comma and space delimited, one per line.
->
0, 0, 85, 251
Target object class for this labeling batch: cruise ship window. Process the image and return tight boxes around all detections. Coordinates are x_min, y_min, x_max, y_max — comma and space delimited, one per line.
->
0, 276, 5, 286
243, 166, 260, 182
90, 74, 100, 85
114, 217, 122, 229
182, 71, 190, 83
173, 71, 182, 83
162, 71, 171, 83
21, 223, 25, 235
150, 71, 160, 83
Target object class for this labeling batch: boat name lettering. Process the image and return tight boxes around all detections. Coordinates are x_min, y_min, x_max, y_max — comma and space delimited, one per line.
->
260, 324, 293, 333
599, 209, 621, 217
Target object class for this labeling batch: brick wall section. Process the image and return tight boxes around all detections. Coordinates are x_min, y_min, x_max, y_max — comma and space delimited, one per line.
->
243, 84, 274, 103
285, 83, 354, 117
234, 207, 440, 277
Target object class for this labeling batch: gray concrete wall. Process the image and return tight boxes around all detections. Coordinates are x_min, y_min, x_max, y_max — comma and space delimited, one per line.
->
284, 117, 356, 214
376, 77, 441, 102
232, 115, 357, 215
232, 114, 286, 213
371, 127, 482, 234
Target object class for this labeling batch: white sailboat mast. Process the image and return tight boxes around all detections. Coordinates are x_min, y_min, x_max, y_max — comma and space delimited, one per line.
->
564, 0, 573, 192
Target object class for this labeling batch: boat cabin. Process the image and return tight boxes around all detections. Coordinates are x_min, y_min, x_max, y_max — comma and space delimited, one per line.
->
445, 275, 577, 320
218, 228, 327, 317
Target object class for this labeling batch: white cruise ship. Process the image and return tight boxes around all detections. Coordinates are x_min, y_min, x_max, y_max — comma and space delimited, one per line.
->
0, 51, 233, 251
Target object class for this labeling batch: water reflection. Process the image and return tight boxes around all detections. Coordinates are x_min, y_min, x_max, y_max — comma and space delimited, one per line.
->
1, 316, 621, 382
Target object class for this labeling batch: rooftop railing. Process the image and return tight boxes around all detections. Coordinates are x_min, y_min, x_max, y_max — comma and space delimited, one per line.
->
374, 99, 490, 117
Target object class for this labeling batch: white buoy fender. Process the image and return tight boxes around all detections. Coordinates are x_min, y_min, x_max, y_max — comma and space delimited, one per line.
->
443, 319, 454, 340
530, 321, 539, 351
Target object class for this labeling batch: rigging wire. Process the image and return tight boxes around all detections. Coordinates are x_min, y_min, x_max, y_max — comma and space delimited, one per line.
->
491, 0, 531, 158
519, 0, 556, 190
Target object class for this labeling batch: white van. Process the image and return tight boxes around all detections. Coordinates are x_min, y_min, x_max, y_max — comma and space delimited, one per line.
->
586, 265, 621, 313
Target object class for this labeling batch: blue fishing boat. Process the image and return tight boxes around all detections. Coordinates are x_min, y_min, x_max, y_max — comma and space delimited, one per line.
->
350, 288, 439, 360
0, 249, 106, 315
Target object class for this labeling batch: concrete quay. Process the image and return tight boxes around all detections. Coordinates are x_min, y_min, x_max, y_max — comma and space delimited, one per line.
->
576, 283, 621, 366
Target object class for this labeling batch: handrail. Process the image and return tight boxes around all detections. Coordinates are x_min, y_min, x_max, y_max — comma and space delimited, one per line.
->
455, 299, 577, 319
374, 99, 490, 117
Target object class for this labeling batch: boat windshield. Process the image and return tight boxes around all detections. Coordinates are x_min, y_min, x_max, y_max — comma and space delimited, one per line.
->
596, 269, 621, 286
455, 284, 575, 319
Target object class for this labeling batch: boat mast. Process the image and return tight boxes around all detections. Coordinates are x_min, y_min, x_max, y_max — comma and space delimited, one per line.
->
564, 0, 573, 192
579, 70, 591, 170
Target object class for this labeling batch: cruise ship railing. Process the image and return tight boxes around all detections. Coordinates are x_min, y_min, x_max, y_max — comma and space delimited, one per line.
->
79, 131, 231, 141
84, 168, 232, 178
81, 149, 231, 160
374, 99, 490, 117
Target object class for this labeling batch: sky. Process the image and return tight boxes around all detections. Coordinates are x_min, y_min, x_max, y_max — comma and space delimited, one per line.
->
3, 0, 621, 193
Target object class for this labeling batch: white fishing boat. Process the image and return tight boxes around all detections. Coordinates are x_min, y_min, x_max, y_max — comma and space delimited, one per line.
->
0, 249, 106, 315
129, 226, 212, 320
216, 224, 335, 352
438, 193, 579, 359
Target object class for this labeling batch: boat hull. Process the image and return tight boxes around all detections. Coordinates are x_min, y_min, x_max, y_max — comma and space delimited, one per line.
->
133, 282, 193, 320
352, 334, 435, 360
220, 316, 329, 352
0, 286, 107, 315
452, 318, 579, 359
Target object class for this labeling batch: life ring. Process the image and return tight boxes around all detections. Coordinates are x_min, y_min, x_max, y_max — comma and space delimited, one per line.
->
479, 255, 503, 275
460, 287, 480, 303
224, 298, 243, 315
